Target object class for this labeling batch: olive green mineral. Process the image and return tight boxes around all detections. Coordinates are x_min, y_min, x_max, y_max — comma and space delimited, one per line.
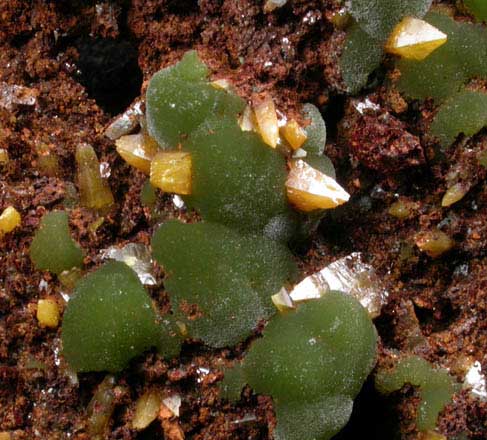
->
30, 210, 83, 275
62, 261, 180, 372
221, 291, 378, 440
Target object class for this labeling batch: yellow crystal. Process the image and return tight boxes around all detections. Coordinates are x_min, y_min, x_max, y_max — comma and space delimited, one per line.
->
271, 287, 295, 312
285, 159, 350, 212
37, 298, 60, 328
0, 149, 8, 164
239, 104, 257, 132
76, 144, 114, 210
385, 17, 447, 61
254, 95, 279, 148
388, 200, 416, 219
281, 119, 307, 150
211, 79, 231, 91
150, 151, 192, 195
132, 389, 162, 430
415, 230, 454, 258
441, 182, 468, 207
0, 206, 21, 235
0, 433, 11, 440
115, 133, 159, 175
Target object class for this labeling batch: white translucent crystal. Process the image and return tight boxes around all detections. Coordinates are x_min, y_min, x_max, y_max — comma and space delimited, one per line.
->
353, 97, 380, 115
464, 361, 487, 401
172, 195, 186, 209
289, 252, 388, 318
272, 287, 295, 311
0, 82, 37, 110
162, 394, 182, 417
105, 100, 144, 140
320, 253, 388, 318
101, 243, 156, 285
292, 148, 307, 159
289, 272, 330, 302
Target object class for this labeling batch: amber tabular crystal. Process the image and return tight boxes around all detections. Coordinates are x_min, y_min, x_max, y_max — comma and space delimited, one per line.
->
75, 144, 114, 209
285, 159, 350, 212
150, 151, 192, 195
385, 17, 447, 61
281, 119, 307, 150
37, 298, 60, 328
254, 95, 279, 148
415, 230, 454, 258
115, 133, 159, 175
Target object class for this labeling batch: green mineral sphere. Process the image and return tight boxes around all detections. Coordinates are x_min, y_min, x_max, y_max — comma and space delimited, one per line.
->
62, 261, 178, 372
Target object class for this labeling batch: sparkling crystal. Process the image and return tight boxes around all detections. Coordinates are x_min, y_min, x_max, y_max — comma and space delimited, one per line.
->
76, 143, 114, 209
464, 360, 487, 401
289, 272, 329, 303
285, 159, 350, 212
319, 253, 388, 318
101, 243, 156, 285
150, 151, 192, 195
239, 104, 257, 132
281, 119, 307, 150
254, 95, 279, 148
116, 132, 159, 175
385, 17, 447, 61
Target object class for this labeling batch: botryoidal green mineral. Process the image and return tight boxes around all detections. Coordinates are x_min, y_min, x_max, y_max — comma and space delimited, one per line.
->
221, 291, 378, 440
146, 51, 290, 233
375, 355, 459, 431
62, 261, 180, 372
30, 210, 83, 275
152, 220, 297, 347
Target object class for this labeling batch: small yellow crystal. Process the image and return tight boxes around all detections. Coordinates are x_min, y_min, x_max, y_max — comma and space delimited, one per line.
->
239, 104, 257, 132
0, 149, 9, 164
211, 79, 231, 91
115, 133, 159, 175
416, 230, 454, 258
254, 95, 279, 148
286, 159, 350, 212
75, 144, 114, 210
37, 298, 60, 328
388, 200, 416, 219
385, 17, 447, 61
441, 182, 468, 207
0, 206, 21, 235
271, 287, 295, 312
0, 433, 11, 440
281, 119, 307, 150
132, 389, 162, 430
150, 151, 192, 195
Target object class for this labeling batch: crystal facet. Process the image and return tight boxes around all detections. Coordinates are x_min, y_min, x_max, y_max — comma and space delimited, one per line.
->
116, 133, 159, 175
101, 243, 156, 286
281, 119, 308, 150
254, 95, 279, 148
385, 17, 447, 61
76, 144, 114, 209
150, 151, 192, 195
285, 159, 350, 212
271, 287, 295, 311
441, 182, 469, 207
